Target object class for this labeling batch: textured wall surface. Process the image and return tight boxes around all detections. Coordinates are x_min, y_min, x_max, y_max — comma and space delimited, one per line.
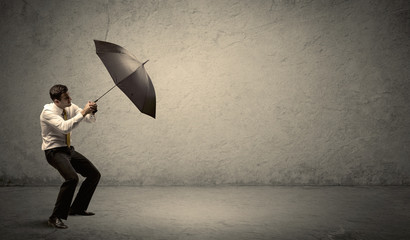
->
0, 0, 409, 185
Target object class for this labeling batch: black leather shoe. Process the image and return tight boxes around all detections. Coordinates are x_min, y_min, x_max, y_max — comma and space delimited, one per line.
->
48, 217, 68, 229
69, 210, 95, 216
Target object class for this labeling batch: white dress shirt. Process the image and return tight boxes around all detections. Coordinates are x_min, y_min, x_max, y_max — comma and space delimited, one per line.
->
40, 103, 96, 150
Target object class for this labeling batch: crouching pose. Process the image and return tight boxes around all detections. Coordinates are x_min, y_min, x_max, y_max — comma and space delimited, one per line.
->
40, 84, 101, 229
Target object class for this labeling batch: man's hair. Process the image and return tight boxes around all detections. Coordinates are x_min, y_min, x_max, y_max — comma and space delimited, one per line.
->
49, 84, 68, 101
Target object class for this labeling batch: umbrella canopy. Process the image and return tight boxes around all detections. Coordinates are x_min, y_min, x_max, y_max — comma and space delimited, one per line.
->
94, 40, 156, 118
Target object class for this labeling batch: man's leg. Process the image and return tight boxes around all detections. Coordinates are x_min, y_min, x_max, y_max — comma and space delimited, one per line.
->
45, 148, 79, 220
69, 147, 101, 214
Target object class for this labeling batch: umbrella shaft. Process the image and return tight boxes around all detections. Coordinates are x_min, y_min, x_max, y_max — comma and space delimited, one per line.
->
94, 84, 117, 102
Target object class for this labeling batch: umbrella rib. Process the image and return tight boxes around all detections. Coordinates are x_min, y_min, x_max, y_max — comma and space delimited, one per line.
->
94, 61, 148, 103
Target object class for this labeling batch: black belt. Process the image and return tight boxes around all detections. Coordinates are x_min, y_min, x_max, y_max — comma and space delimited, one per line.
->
45, 146, 73, 154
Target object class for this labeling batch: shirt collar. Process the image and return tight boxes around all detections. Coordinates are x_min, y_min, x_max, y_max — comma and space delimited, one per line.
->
51, 103, 65, 115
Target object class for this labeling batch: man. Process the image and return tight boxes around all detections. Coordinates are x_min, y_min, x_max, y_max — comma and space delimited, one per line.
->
40, 84, 101, 229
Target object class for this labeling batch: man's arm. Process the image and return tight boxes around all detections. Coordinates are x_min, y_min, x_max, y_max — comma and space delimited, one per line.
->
74, 102, 97, 123
41, 109, 83, 134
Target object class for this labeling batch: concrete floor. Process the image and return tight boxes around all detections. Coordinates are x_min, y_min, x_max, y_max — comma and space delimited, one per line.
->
0, 186, 409, 240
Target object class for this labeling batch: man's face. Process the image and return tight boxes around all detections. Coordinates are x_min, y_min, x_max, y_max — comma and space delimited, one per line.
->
55, 92, 72, 109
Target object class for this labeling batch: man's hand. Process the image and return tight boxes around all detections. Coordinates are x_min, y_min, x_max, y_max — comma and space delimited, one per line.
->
81, 101, 98, 116
90, 101, 98, 114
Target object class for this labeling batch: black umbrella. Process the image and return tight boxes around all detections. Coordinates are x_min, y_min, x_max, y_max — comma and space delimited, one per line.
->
93, 40, 156, 118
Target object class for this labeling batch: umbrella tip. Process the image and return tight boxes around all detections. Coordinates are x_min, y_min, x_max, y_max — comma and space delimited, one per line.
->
142, 60, 149, 66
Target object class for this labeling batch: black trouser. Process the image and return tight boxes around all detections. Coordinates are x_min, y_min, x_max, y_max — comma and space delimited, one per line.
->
45, 146, 101, 220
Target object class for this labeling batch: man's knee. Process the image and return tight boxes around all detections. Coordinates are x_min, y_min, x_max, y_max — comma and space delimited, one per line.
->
66, 174, 79, 186
90, 169, 101, 183
95, 170, 101, 182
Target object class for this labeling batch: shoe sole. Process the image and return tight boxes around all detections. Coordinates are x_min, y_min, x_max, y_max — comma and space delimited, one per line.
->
69, 213, 95, 216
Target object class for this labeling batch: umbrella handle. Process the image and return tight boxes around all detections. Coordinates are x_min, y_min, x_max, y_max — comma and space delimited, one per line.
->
91, 99, 98, 114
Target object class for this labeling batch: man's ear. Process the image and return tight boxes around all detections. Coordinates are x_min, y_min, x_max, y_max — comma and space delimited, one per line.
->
53, 99, 60, 105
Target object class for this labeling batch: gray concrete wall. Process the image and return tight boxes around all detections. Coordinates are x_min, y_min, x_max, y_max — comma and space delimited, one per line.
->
1, 0, 409, 186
